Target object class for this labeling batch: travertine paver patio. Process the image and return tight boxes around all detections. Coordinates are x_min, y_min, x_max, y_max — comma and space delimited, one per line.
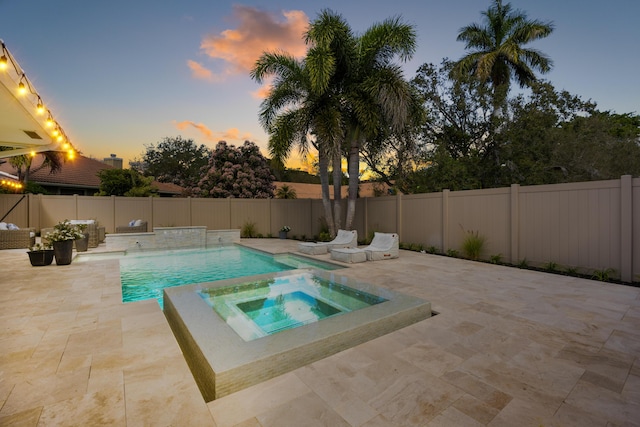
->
1, 239, 639, 426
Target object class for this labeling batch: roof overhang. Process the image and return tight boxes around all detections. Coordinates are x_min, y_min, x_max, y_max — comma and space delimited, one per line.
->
0, 40, 76, 159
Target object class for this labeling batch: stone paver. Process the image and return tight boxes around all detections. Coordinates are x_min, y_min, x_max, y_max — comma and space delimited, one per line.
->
1, 238, 639, 426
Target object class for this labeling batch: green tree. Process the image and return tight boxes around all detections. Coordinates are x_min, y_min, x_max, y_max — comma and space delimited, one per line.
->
405, 60, 493, 192
131, 136, 211, 188
453, 0, 554, 117
501, 82, 640, 184
96, 169, 157, 196
192, 141, 275, 198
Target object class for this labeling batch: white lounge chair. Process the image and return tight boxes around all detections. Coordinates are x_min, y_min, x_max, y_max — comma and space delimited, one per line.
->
362, 232, 399, 260
298, 229, 358, 255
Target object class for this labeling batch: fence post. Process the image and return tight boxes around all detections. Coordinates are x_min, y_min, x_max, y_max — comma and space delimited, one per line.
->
620, 175, 632, 282
364, 197, 369, 242
396, 193, 402, 239
442, 189, 449, 252
111, 195, 116, 234
510, 184, 520, 264
149, 196, 154, 229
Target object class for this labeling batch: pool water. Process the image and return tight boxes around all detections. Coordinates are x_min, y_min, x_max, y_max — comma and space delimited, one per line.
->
120, 245, 340, 307
198, 271, 387, 341
238, 291, 341, 334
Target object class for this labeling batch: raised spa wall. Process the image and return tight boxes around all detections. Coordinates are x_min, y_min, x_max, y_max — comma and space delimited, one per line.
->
105, 226, 240, 251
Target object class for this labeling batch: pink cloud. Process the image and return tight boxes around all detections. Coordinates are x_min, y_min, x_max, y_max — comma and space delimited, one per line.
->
198, 6, 308, 79
187, 60, 218, 81
172, 121, 253, 143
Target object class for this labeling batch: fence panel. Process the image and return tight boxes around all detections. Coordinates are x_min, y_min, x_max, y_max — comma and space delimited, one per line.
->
152, 198, 191, 228
78, 196, 114, 232
402, 193, 443, 249
631, 178, 639, 280
38, 195, 76, 227
519, 180, 622, 271
0, 194, 29, 227
191, 198, 231, 231
270, 199, 312, 238
366, 196, 397, 235
447, 188, 511, 260
230, 199, 271, 236
114, 197, 152, 233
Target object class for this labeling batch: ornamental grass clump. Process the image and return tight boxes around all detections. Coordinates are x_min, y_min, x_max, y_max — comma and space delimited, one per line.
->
460, 225, 486, 260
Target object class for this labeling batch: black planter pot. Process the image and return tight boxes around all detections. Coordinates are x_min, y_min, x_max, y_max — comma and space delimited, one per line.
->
53, 240, 74, 265
279, 231, 288, 239
28, 250, 54, 266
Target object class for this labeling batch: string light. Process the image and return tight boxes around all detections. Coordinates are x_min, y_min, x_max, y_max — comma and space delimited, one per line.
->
18, 75, 27, 95
0, 41, 7, 70
0, 39, 79, 159
36, 96, 44, 114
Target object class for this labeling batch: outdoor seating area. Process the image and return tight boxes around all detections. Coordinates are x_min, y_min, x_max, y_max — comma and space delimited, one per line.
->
116, 219, 148, 233
0, 224, 35, 249
297, 229, 358, 255
330, 232, 400, 263
1, 238, 639, 426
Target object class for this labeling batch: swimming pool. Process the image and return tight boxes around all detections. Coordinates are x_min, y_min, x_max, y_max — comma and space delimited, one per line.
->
116, 245, 341, 306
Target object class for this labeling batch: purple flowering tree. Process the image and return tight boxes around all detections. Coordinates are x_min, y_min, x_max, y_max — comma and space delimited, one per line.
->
192, 141, 275, 198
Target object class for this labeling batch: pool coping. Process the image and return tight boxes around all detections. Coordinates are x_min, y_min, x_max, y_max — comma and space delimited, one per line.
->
163, 268, 432, 401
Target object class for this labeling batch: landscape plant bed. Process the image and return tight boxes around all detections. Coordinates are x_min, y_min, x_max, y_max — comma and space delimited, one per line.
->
398, 242, 638, 288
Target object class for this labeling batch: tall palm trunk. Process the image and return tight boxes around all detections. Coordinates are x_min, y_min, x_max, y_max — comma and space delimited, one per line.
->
331, 150, 342, 234
317, 149, 336, 237
344, 137, 361, 229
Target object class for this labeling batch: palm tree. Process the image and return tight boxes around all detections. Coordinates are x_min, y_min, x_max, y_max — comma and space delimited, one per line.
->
251, 51, 344, 236
453, 0, 554, 116
9, 151, 64, 183
309, 13, 417, 228
275, 184, 297, 199
253, 10, 417, 232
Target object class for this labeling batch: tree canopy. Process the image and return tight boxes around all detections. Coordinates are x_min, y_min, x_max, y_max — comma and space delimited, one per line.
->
131, 136, 211, 188
96, 169, 157, 197
190, 141, 275, 198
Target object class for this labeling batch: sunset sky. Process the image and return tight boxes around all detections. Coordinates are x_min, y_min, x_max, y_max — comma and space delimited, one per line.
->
2, 0, 638, 169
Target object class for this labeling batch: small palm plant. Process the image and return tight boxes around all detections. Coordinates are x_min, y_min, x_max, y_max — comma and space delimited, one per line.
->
275, 184, 297, 199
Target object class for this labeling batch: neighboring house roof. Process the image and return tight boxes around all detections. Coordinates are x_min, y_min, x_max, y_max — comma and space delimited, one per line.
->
274, 181, 390, 199
0, 154, 183, 196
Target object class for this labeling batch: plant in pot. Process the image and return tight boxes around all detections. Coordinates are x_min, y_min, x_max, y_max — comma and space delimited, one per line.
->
74, 223, 89, 252
45, 220, 84, 265
279, 225, 291, 239
27, 242, 54, 266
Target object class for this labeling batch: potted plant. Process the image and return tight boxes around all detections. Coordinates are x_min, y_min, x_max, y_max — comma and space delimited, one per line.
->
45, 220, 84, 265
279, 225, 291, 239
74, 223, 89, 252
27, 242, 54, 266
